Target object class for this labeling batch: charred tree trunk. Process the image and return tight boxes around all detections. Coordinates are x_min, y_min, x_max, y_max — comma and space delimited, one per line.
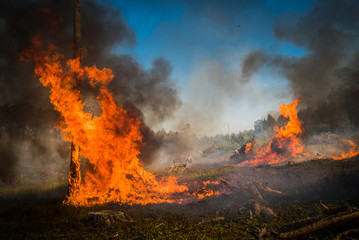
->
67, 0, 81, 198
73, 0, 81, 60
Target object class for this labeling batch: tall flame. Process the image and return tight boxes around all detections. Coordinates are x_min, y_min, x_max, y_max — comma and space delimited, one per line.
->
244, 98, 307, 166
21, 36, 359, 206
21, 36, 189, 206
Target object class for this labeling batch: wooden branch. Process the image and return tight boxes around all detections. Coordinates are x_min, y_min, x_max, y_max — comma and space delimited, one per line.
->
278, 210, 359, 238
334, 228, 359, 240
319, 201, 329, 212
246, 182, 264, 201
252, 181, 284, 196
248, 200, 261, 215
219, 178, 237, 191
319, 201, 349, 215
236, 182, 255, 199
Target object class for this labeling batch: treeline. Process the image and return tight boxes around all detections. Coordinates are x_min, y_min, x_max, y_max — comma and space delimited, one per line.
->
199, 130, 255, 154
253, 103, 358, 138
298, 103, 357, 136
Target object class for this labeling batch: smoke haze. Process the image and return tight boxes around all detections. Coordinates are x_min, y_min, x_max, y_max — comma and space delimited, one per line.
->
0, 0, 182, 182
1, 0, 359, 183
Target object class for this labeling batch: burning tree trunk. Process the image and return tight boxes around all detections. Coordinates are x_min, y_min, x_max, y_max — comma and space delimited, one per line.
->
67, 0, 81, 198
21, 0, 190, 206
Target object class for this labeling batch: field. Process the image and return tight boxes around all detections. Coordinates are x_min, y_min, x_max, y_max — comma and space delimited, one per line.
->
1, 157, 359, 239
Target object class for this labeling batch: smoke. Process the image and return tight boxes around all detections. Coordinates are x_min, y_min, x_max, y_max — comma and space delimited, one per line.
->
242, 0, 359, 132
0, 103, 67, 184
155, 0, 290, 136
0, 0, 181, 181
274, 0, 359, 105
167, 55, 284, 136
240, 51, 267, 83
143, 128, 199, 169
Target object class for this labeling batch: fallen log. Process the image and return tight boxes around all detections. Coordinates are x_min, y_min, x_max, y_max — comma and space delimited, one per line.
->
237, 182, 257, 199
85, 210, 133, 225
334, 228, 359, 240
220, 178, 263, 200
219, 178, 237, 191
252, 181, 284, 196
248, 200, 261, 215
278, 210, 359, 238
319, 201, 349, 215
246, 182, 264, 201
246, 200, 276, 220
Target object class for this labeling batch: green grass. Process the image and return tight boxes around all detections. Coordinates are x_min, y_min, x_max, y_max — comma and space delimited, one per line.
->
155, 165, 236, 182
2, 191, 355, 240
0, 181, 66, 198
0, 195, 325, 240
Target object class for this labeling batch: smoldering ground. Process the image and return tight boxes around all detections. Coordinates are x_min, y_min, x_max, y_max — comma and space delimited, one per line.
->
0, 0, 182, 183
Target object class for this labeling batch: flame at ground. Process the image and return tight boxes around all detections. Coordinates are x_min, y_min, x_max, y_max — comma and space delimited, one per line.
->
241, 98, 359, 166
244, 98, 307, 166
20, 36, 359, 205
332, 139, 359, 160
21, 36, 191, 206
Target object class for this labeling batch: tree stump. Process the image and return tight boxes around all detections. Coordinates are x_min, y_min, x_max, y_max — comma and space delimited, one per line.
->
85, 210, 133, 225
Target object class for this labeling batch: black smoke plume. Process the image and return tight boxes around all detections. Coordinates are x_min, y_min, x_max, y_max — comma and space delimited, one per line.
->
0, 0, 181, 182
241, 0, 359, 134
240, 51, 267, 83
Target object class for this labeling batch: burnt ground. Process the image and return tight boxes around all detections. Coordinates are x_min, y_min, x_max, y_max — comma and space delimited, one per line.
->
0, 157, 359, 239
238, 157, 359, 203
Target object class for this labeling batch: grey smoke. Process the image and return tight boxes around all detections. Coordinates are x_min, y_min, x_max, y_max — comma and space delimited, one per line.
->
240, 51, 267, 83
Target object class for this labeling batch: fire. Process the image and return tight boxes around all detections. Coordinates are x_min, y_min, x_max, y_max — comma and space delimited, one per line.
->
244, 142, 252, 154
243, 98, 307, 166
21, 36, 358, 206
21, 36, 190, 206
191, 180, 223, 199
240, 98, 359, 166
332, 139, 359, 160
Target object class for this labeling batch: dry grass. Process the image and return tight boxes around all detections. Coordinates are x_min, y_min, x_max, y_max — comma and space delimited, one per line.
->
1, 159, 359, 239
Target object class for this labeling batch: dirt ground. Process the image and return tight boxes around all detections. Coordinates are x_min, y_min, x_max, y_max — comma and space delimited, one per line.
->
1, 157, 359, 239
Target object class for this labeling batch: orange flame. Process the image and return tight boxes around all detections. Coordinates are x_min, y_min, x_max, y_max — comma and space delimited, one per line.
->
241, 98, 359, 166
191, 180, 224, 199
21, 36, 192, 206
244, 142, 252, 154
243, 98, 307, 166
332, 139, 359, 160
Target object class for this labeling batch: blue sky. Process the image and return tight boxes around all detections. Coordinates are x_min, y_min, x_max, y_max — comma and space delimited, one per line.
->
108, 0, 313, 134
